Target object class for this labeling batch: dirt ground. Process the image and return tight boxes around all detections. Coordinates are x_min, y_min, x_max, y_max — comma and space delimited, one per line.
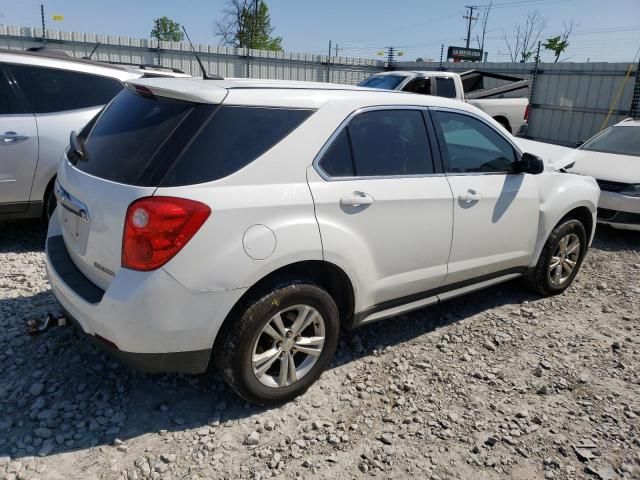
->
0, 220, 638, 480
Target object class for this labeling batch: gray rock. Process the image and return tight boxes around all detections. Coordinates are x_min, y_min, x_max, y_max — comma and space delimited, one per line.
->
33, 428, 52, 440
245, 431, 260, 446
160, 453, 176, 464
29, 383, 44, 397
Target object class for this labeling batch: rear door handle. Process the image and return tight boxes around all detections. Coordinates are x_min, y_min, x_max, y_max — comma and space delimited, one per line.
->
458, 189, 482, 203
0, 131, 29, 144
340, 192, 374, 207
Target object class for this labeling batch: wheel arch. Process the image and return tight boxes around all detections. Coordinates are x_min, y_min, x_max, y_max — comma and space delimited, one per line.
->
530, 201, 597, 268
41, 174, 57, 220
213, 260, 356, 350
493, 115, 512, 133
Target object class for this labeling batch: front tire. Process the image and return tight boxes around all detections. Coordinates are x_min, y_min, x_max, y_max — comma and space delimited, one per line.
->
215, 279, 339, 405
524, 218, 587, 296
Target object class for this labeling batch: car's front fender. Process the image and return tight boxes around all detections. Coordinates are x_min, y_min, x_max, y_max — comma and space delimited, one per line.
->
530, 172, 599, 267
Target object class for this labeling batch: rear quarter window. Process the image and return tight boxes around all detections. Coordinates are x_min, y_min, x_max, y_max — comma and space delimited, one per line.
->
161, 106, 313, 186
74, 89, 314, 186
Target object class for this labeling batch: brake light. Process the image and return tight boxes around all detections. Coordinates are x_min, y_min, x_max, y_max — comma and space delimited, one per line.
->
524, 104, 531, 121
122, 197, 211, 271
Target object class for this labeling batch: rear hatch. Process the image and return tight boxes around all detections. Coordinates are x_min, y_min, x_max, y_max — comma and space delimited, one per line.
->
56, 80, 227, 290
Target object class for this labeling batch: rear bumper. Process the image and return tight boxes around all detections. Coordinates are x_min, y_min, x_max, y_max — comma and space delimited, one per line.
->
64, 309, 211, 373
45, 213, 247, 373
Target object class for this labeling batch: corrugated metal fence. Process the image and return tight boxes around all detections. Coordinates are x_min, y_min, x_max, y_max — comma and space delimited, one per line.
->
1, 25, 638, 146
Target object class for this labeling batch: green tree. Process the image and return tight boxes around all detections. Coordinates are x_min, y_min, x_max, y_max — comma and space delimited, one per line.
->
215, 0, 283, 51
151, 16, 184, 42
543, 21, 576, 63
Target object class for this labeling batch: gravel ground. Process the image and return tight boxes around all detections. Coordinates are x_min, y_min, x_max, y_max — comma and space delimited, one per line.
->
0, 220, 639, 480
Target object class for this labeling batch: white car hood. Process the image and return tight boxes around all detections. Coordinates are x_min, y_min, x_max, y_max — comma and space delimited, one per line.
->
560, 149, 640, 183
514, 138, 577, 171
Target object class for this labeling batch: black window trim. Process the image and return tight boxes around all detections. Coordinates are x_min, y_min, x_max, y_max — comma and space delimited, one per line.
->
428, 106, 525, 176
314, 105, 444, 181
3, 62, 125, 115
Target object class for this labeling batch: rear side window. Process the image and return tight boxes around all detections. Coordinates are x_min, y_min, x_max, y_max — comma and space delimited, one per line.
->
7, 64, 123, 113
319, 110, 434, 177
74, 89, 313, 186
162, 106, 313, 186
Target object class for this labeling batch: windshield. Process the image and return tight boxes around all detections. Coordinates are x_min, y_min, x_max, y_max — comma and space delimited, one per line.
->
358, 75, 406, 90
580, 125, 640, 157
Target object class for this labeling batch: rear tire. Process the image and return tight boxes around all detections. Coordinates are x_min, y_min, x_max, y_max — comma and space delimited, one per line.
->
215, 279, 339, 405
524, 218, 587, 296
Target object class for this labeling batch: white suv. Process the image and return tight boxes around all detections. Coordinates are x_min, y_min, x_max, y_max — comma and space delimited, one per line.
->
45, 78, 599, 404
0, 48, 187, 221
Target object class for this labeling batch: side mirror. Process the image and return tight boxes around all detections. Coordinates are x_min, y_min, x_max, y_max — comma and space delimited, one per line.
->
517, 152, 545, 175
68, 130, 85, 164
575, 140, 584, 148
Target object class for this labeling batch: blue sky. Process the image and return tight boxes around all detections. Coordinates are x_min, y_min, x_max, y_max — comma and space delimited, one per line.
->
1, 0, 639, 62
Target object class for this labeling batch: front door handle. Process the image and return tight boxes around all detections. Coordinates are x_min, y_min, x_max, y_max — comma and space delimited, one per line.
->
0, 131, 29, 144
340, 192, 374, 207
458, 189, 482, 203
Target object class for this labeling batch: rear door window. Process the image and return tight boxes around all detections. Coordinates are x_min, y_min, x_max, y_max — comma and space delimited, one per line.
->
7, 64, 123, 113
0, 66, 27, 114
435, 78, 457, 98
318, 109, 434, 177
348, 110, 434, 176
318, 130, 355, 177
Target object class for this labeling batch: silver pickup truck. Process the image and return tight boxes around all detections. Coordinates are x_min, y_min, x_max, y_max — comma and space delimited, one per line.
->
359, 70, 530, 135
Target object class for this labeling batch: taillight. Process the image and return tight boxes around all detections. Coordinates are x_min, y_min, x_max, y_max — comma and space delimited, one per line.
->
524, 104, 531, 121
122, 197, 211, 271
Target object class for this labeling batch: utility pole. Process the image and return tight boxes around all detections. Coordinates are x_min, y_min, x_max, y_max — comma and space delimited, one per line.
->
40, 4, 46, 46
327, 40, 332, 83
526, 40, 542, 134
334, 43, 341, 57
386, 46, 396, 70
464, 5, 478, 49
439, 44, 444, 71
154, 18, 161, 64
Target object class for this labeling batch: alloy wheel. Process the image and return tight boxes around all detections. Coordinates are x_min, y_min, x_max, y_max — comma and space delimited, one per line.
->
251, 305, 326, 388
548, 233, 581, 288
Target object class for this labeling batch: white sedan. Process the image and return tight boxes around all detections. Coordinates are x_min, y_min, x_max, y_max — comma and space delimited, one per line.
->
566, 119, 640, 231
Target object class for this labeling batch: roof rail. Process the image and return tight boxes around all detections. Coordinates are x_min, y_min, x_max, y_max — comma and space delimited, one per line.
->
106, 61, 185, 74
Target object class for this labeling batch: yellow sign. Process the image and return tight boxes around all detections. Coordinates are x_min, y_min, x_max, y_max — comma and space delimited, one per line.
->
52, 15, 64, 21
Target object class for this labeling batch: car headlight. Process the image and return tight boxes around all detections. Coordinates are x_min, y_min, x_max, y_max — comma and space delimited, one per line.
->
621, 184, 640, 197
